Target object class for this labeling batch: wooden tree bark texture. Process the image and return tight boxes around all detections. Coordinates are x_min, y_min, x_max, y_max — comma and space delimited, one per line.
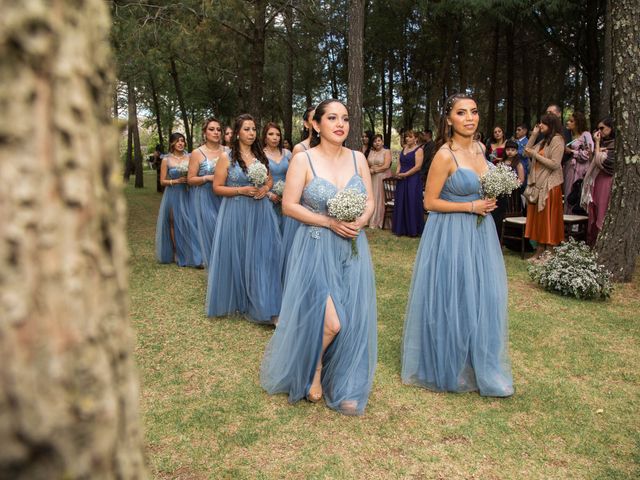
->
346, 0, 365, 151
0, 0, 147, 478
595, 0, 640, 281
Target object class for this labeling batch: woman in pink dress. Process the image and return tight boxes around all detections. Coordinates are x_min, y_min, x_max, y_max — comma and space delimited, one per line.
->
367, 134, 392, 228
563, 111, 594, 213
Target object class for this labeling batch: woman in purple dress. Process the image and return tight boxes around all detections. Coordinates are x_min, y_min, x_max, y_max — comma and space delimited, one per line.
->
392, 130, 425, 237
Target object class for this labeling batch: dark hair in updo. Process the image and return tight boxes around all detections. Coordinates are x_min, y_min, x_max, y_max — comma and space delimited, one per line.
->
201, 117, 221, 143
310, 99, 347, 148
231, 114, 269, 173
435, 93, 476, 150
301, 106, 316, 140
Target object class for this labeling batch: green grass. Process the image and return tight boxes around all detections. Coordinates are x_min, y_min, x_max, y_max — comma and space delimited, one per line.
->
127, 171, 639, 479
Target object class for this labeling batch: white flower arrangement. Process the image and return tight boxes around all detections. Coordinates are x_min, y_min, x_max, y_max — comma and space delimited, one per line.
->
272, 180, 285, 196
326, 188, 367, 257
247, 161, 268, 187
175, 160, 190, 177
527, 238, 613, 300
477, 163, 521, 224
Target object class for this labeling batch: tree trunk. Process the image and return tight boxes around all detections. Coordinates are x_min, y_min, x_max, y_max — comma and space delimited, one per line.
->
386, 58, 394, 148
130, 85, 144, 189
249, 0, 268, 126
600, 0, 613, 117
506, 23, 515, 137
170, 57, 192, 151
487, 23, 500, 133
346, 0, 365, 151
0, 0, 147, 478
283, 6, 295, 144
520, 36, 531, 127
124, 113, 134, 182
595, 0, 640, 282
584, 0, 602, 121
381, 58, 387, 146
148, 71, 165, 152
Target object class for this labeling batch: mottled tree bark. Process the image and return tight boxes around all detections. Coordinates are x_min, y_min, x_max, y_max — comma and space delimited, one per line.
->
346, 0, 365, 151
0, 0, 147, 478
600, 0, 613, 117
595, 0, 640, 281
128, 80, 144, 189
283, 5, 295, 145
170, 57, 192, 151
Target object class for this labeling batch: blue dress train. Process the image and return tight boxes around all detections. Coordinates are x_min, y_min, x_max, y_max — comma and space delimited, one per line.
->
268, 151, 300, 280
155, 159, 199, 267
190, 148, 222, 267
401, 150, 513, 397
205, 161, 283, 323
261, 152, 378, 416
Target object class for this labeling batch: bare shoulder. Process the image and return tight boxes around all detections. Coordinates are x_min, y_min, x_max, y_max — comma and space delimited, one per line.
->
476, 141, 486, 153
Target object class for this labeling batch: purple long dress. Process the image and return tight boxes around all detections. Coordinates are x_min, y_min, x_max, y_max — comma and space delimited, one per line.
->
392, 147, 424, 237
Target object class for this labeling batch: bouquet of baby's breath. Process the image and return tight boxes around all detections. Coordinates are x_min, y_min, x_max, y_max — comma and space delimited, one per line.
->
326, 188, 367, 257
527, 238, 613, 300
175, 160, 190, 177
477, 163, 521, 225
247, 161, 268, 187
272, 180, 285, 196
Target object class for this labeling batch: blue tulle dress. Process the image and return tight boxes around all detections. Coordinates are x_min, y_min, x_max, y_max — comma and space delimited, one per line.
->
261, 151, 378, 416
205, 161, 283, 323
401, 150, 514, 397
268, 150, 300, 279
190, 148, 222, 267
155, 157, 200, 267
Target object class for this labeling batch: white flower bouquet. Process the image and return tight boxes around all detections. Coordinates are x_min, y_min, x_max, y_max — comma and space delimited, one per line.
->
326, 188, 367, 257
272, 180, 285, 197
527, 238, 613, 300
175, 161, 190, 177
477, 163, 521, 225
247, 161, 268, 187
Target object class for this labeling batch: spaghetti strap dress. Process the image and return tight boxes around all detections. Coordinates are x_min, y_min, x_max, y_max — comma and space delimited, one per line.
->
401, 147, 514, 397
191, 148, 222, 267
205, 161, 283, 323
392, 147, 425, 236
155, 158, 199, 267
261, 151, 378, 415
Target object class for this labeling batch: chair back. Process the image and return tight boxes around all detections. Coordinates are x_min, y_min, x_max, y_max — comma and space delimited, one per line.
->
504, 189, 523, 218
382, 177, 397, 204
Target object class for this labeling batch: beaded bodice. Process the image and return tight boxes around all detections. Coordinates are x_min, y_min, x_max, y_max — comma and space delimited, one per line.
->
226, 162, 252, 187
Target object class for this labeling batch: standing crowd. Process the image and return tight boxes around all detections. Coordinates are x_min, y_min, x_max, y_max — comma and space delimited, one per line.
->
152, 94, 615, 416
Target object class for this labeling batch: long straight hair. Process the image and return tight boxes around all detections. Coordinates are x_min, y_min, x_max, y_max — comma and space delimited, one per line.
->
231, 114, 269, 173
539, 113, 564, 147
435, 93, 475, 150
262, 122, 283, 153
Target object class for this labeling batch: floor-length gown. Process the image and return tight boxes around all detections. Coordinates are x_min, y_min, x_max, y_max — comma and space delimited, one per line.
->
191, 148, 221, 267
401, 150, 514, 397
392, 147, 424, 236
205, 161, 283, 323
268, 151, 300, 280
367, 148, 391, 228
261, 151, 377, 416
155, 158, 199, 267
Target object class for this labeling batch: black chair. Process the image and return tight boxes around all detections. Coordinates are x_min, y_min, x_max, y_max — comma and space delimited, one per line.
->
501, 190, 528, 258
382, 177, 397, 229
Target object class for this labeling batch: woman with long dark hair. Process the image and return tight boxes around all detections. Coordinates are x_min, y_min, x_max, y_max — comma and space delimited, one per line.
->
205, 114, 283, 324
524, 113, 565, 260
292, 106, 315, 155
261, 99, 377, 416
401, 93, 513, 397
486, 125, 507, 163
155, 132, 199, 267
188, 117, 226, 267
392, 129, 424, 237
563, 111, 594, 213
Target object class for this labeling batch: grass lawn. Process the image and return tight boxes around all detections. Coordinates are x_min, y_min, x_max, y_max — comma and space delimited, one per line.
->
127, 171, 639, 479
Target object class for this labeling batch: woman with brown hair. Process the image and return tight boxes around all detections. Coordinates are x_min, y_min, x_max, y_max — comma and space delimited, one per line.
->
367, 134, 392, 228
563, 111, 594, 213
524, 113, 565, 260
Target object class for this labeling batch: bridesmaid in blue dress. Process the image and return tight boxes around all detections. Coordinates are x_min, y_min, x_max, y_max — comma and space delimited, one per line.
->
392, 130, 425, 237
205, 114, 283, 324
261, 99, 378, 416
262, 122, 300, 280
188, 117, 225, 267
401, 94, 514, 397
155, 132, 199, 267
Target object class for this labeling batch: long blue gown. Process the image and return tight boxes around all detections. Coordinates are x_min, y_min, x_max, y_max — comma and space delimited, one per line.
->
392, 147, 425, 236
155, 158, 199, 267
205, 161, 283, 323
261, 151, 378, 416
190, 148, 222, 267
268, 150, 300, 281
401, 150, 514, 397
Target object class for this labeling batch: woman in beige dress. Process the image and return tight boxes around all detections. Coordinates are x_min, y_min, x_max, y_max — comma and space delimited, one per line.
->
367, 134, 392, 228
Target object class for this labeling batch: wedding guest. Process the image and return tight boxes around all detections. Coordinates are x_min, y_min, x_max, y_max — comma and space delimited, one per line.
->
563, 111, 594, 214
262, 122, 299, 278
492, 139, 526, 240
222, 126, 233, 156
155, 133, 199, 267
392, 130, 424, 237
283, 138, 293, 151
205, 114, 283, 324
292, 106, 316, 155
486, 125, 506, 163
582, 117, 615, 246
261, 99, 377, 416
362, 130, 374, 159
514, 124, 529, 156
367, 133, 392, 228
401, 93, 513, 397
420, 129, 436, 181
188, 117, 225, 267
524, 113, 565, 260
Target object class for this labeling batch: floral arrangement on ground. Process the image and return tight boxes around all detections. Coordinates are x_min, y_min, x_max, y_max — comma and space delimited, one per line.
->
527, 237, 613, 300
